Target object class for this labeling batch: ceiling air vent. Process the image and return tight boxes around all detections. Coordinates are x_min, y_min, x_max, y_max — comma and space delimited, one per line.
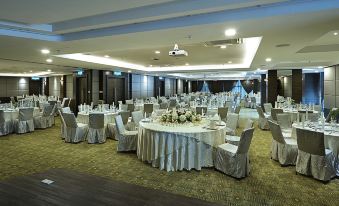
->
276, 43, 290, 48
204, 38, 243, 47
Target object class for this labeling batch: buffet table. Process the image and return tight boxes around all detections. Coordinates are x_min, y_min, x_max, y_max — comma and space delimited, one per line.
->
137, 120, 226, 172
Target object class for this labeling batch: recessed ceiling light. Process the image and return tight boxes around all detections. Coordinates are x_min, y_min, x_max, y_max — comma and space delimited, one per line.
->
41, 49, 50, 54
220, 45, 227, 49
265, 58, 272, 62
228, 61, 232, 64
257, 68, 261, 71
155, 51, 160, 54
128, 70, 131, 73
104, 55, 110, 58
185, 63, 189, 66
149, 65, 153, 67
225, 28, 236, 37
317, 66, 323, 69
47, 69, 51, 72
46, 59, 53, 63
334, 32, 338, 36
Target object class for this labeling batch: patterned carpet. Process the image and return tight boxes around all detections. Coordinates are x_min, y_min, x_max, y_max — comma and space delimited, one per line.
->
0, 112, 338, 205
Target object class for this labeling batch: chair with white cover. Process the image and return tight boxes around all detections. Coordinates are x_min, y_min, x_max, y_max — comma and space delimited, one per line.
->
144, 103, 153, 116
119, 111, 130, 125
34, 104, 54, 129
256, 106, 270, 130
106, 113, 118, 140
308, 113, 319, 122
234, 106, 241, 114
87, 113, 106, 144
168, 99, 177, 109
215, 128, 255, 178
120, 104, 128, 112
226, 119, 254, 145
61, 107, 71, 113
276, 113, 293, 137
63, 112, 88, 143
127, 103, 135, 113
126, 99, 133, 104
58, 109, 66, 139
263, 103, 273, 115
160, 102, 168, 109
268, 120, 297, 166
295, 128, 336, 182
271, 108, 283, 121
14, 108, 35, 134
196, 106, 207, 115
131, 111, 143, 128
0, 110, 13, 136
218, 107, 228, 122
115, 115, 138, 152
225, 113, 239, 135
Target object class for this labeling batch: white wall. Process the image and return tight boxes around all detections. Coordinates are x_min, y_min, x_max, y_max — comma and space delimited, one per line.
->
177, 79, 183, 94
131, 74, 154, 99
0, 77, 29, 97
49, 76, 61, 97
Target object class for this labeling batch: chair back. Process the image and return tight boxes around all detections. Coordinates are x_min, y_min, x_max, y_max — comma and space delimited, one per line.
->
217, 107, 228, 121
89, 113, 104, 129
308, 113, 319, 122
144, 103, 153, 114
126, 99, 133, 104
250, 97, 256, 104
63, 113, 78, 128
244, 119, 254, 129
127, 104, 135, 112
169, 99, 177, 108
256, 106, 265, 118
237, 128, 254, 154
271, 108, 283, 121
48, 100, 57, 107
234, 106, 241, 114
19, 108, 34, 121
267, 120, 286, 144
226, 113, 239, 131
120, 104, 128, 112
313, 105, 322, 113
276, 113, 291, 129
132, 111, 143, 126
61, 107, 71, 114
0, 110, 5, 123
115, 115, 126, 134
42, 104, 54, 117
263, 103, 273, 114
119, 111, 130, 124
196, 106, 207, 115
160, 102, 168, 109
296, 128, 325, 156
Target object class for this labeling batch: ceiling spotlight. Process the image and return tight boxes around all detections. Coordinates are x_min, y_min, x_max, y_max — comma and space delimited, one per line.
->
224, 28, 236, 37
149, 65, 153, 67
228, 61, 232, 64
334, 32, 338, 36
220, 45, 227, 49
155, 51, 161, 54
265, 58, 272, 62
104, 55, 110, 58
128, 70, 131, 73
46, 59, 53, 63
47, 69, 52, 72
41, 49, 50, 54
185, 63, 189, 66
257, 68, 261, 71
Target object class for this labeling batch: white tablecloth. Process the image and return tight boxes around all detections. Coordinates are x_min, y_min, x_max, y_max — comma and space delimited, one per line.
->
135, 103, 160, 112
190, 106, 218, 116
3, 107, 40, 121
77, 112, 116, 125
137, 120, 226, 172
283, 109, 318, 122
291, 123, 339, 175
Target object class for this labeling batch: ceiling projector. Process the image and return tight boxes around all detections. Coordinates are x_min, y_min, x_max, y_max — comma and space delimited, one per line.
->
169, 44, 188, 57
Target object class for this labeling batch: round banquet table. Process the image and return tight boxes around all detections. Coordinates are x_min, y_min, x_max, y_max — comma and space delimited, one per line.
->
291, 123, 339, 175
77, 112, 117, 125
137, 120, 226, 172
3, 107, 40, 121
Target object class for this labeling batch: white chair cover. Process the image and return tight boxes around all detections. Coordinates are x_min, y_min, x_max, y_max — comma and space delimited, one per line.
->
159, 102, 168, 109
14, 108, 34, 134
215, 128, 255, 178
63, 113, 88, 143
263, 103, 273, 114
256, 106, 270, 130
218, 107, 228, 122
61, 107, 71, 113
115, 115, 138, 152
87, 113, 106, 143
131, 111, 143, 127
119, 111, 130, 125
271, 108, 283, 121
34, 104, 54, 129
225, 113, 239, 135
58, 109, 66, 139
268, 120, 297, 166
0, 110, 13, 136
276, 113, 292, 130
226, 119, 253, 146
296, 128, 336, 181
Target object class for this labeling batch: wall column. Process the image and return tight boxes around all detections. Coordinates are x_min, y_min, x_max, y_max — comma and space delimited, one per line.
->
267, 70, 277, 106
292, 69, 303, 103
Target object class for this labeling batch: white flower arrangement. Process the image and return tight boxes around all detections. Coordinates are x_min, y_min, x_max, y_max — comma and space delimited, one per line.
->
160, 109, 202, 124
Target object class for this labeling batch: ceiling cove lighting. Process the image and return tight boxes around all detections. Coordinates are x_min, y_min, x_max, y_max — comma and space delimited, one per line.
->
41, 49, 50, 54
46, 59, 53, 63
104, 55, 110, 58
220, 45, 227, 49
265, 58, 272, 62
224, 28, 236, 37
55, 37, 262, 72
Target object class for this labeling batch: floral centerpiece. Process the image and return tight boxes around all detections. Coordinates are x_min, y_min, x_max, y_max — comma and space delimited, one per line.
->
160, 108, 202, 124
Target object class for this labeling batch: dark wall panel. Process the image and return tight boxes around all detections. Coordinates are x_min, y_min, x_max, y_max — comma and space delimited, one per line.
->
267, 70, 277, 105
292, 69, 302, 103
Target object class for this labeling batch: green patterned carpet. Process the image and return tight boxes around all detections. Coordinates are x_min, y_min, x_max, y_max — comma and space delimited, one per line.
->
0, 117, 338, 205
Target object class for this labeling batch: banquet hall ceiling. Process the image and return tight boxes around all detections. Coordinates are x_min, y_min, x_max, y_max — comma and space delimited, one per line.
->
0, 0, 338, 78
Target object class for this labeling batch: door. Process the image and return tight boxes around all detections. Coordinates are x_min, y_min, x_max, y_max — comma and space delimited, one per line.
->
106, 77, 125, 105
